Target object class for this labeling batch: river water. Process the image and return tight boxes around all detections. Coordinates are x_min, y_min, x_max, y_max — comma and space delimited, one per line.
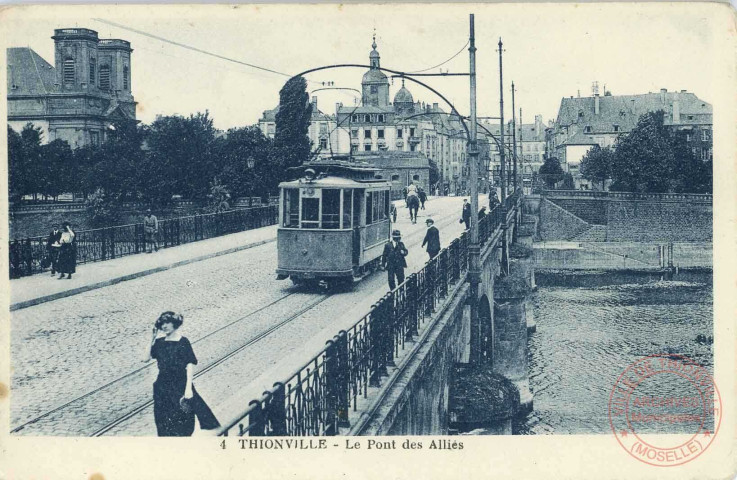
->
516, 270, 713, 435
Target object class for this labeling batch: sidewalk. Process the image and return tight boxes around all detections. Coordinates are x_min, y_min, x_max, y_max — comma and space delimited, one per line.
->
10, 225, 278, 311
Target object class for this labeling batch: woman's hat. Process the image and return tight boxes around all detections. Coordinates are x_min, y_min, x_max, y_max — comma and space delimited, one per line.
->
391, 229, 401, 238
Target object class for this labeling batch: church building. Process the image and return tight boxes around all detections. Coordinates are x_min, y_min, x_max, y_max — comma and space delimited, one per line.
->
7, 28, 137, 148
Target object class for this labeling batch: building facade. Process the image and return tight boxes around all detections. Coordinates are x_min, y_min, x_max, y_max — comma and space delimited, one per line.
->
7, 28, 137, 148
550, 86, 713, 188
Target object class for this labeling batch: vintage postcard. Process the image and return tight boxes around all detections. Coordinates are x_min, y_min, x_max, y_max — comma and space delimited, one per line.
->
1, 2, 735, 479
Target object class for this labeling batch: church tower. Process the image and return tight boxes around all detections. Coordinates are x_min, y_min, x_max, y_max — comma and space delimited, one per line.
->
52, 28, 100, 92
361, 35, 390, 107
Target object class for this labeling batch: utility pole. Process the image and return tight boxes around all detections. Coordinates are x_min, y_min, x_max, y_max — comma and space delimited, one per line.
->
511, 82, 518, 192
498, 38, 509, 275
467, 14, 482, 365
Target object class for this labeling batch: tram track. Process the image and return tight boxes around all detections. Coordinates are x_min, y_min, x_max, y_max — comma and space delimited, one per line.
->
10, 291, 329, 435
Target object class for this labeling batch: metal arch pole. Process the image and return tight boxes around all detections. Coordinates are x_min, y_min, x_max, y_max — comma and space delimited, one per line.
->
467, 14, 482, 366
289, 64, 471, 140
511, 82, 518, 192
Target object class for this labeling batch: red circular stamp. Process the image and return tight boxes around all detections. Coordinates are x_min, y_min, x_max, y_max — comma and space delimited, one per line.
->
608, 354, 721, 467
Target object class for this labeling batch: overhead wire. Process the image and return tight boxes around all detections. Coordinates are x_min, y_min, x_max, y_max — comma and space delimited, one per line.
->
405, 40, 469, 74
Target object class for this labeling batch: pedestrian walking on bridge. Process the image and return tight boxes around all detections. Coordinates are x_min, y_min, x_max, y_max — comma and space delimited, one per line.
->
144, 209, 159, 253
460, 199, 471, 230
57, 222, 75, 279
421, 218, 441, 260
146, 312, 220, 436
382, 229, 408, 290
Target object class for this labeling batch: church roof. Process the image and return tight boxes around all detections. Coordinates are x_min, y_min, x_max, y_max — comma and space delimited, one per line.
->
7, 47, 58, 95
362, 68, 387, 83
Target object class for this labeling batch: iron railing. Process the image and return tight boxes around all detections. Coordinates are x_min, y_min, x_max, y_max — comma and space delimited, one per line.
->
218, 199, 513, 437
8, 206, 278, 279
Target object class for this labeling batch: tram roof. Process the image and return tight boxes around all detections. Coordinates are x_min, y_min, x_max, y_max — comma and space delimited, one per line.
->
279, 175, 390, 189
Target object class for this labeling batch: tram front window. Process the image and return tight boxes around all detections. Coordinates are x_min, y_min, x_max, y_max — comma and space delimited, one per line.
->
283, 188, 299, 227
322, 189, 340, 229
301, 197, 319, 228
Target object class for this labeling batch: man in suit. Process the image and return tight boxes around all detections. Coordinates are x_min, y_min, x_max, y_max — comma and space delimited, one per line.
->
382, 229, 408, 290
46, 224, 62, 276
421, 218, 441, 260
461, 199, 471, 230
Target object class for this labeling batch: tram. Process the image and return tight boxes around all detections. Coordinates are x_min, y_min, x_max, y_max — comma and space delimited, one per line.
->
276, 160, 392, 286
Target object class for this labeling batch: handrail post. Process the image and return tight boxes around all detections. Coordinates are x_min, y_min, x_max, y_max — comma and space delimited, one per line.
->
270, 383, 287, 436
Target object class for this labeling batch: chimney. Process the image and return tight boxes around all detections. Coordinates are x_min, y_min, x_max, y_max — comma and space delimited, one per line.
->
433, 102, 439, 112
594, 93, 600, 115
535, 114, 543, 137
673, 96, 680, 124
311, 96, 318, 108
680, 89, 687, 93
660, 88, 667, 103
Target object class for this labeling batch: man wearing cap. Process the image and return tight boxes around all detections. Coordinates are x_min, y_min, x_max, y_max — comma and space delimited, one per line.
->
382, 229, 409, 290
421, 218, 441, 260
460, 198, 471, 230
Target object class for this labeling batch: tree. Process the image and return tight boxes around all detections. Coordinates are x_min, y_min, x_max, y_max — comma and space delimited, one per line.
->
215, 126, 272, 199
19, 123, 44, 199
610, 111, 674, 193
670, 130, 712, 193
538, 156, 564, 188
146, 112, 217, 200
41, 139, 74, 199
8, 126, 26, 201
267, 76, 313, 194
207, 177, 231, 213
580, 145, 614, 190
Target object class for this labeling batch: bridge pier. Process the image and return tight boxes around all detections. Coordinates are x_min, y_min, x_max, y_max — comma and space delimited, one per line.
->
493, 256, 534, 415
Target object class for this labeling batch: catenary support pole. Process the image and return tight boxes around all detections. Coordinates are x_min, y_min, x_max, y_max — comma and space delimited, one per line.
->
468, 14, 482, 365
511, 82, 518, 191
498, 38, 509, 275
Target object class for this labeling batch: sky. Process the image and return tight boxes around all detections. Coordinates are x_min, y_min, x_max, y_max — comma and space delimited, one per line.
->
3, 3, 722, 130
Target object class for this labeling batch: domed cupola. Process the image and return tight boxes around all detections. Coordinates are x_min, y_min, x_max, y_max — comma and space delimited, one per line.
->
393, 79, 415, 114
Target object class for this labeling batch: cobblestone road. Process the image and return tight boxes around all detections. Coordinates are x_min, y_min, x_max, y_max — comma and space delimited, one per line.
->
11, 195, 480, 435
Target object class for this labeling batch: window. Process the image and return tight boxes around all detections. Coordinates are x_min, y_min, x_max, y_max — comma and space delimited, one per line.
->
701, 130, 708, 141
267, 124, 275, 135
377, 129, 384, 139
410, 143, 417, 152
364, 129, 372, 139
391, 174, 400, 181
412, 174, 420, 181
584, 126, 592, 133
319, 123, 328, 134
99, 65, 111, 90
89, 58, 96, 85
613, 124, 619, 132
686, 133, 692, 142
365, 114, 371, 123
301, 197, 320, 228
322, 189, 340, 229
351, 145, 358, 154
342, 189, 353, 228
688, 115, 694, 120
351, 129, 358, 139
283, 189, 299, 227
366, 191, 388, 225
319, 138, 328, 149
123, 66, 129, 90
371, 85, 378, 94
63, 59, 75, 85
364, 144, 372, 151
410, 127, 416, 137
91, 131, 100, 146
397, 128, 403, 138
578, 111, 584, 118
365, 193, 373, 225
378, 114, 385, 123
351, 115, 358, 122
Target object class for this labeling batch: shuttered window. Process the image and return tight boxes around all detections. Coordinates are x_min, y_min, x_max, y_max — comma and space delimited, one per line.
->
123, 66, 129, 90
63, 59, 75, 85
99, 65, 110, 90
89, 58, 96, 85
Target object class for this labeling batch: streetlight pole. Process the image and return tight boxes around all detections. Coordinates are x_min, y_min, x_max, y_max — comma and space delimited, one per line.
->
467, 14, 482, 366
511, 82, 518, 192
498, 38, 509, 275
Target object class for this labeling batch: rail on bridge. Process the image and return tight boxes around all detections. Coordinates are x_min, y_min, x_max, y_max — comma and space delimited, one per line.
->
217, 191, 523, 437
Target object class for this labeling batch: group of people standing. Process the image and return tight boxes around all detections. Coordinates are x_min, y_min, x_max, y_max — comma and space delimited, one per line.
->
45, 222, 76, 279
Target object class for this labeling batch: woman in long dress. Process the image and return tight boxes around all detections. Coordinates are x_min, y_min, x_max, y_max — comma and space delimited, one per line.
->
145, 312, 220, 436
57, 222, 75, 279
